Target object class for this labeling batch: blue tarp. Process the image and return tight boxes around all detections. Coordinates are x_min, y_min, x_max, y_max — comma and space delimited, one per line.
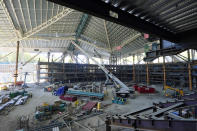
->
54, 86, 68, 96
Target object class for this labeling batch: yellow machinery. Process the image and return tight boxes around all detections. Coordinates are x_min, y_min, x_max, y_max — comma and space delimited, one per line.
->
0, 84, 8, 91
163, 85, 184, 97
97, 102, 101, 110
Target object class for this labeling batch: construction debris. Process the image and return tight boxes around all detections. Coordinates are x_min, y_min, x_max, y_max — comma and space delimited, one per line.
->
107, 93, 197, 131
60, 95, 77, 102
0, 90, 32, 114
35, 101, 66, 121
66, 89, 104, 100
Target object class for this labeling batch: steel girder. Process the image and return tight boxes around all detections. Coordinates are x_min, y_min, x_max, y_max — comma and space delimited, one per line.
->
48, 0, 178, 43
3, 8, 73, 45
48, 0, 197, 49
106, 93, 197, 131
68, 13, 89, 51
106, 116, 197, 131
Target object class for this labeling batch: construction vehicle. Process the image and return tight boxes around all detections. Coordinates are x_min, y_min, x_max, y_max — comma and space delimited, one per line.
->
71, 41, 134, 97
112, 97, 126, 105
163, 85, 184, 98
0, 85, 8, 91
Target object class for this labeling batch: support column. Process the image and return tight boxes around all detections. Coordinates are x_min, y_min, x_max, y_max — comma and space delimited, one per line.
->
163, 56, 166, 88
76, 54, 78, 64
47, 52, 50, 63
146, 62, 149, 85
86, 56, 89, 64
37, 58, 40, 84
63, 60, 65, 73
105, 118, 111, 131
191, 49, 195, 61
188, 50, 192, 90
133, 55, 135, 82
14, 41, 20, 85
171, 56, 174, 63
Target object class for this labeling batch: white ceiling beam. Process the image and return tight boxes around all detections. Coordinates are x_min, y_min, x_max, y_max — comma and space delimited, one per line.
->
112, 33, 141, 51
0, 36, 109, 52
52, 2, 55, 17
0, 47, 67, 53
40, 0, 43, 25
34, 0, 37, 27
46, 0, 48, 22
78, 39, 110, 52
0, 0, 18, 38
0, 47, 109, 59
23, 8, 73, 38
26, 0, 32, 30
18, 0, 27, 32
1, 8, 73, 45
27, 34, 110, 52
9, 0, 22, 36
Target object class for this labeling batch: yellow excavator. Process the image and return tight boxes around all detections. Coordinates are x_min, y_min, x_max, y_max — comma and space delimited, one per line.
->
163, 85, 184, 98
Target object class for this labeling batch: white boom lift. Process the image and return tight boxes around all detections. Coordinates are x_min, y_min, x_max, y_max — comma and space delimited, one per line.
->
71, 41, 132, 95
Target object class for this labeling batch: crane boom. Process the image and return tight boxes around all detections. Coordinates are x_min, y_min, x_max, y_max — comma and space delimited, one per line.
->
71, 41, 129, 92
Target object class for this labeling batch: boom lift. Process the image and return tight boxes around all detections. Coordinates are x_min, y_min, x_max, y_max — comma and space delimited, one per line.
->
71, 41, 133, 97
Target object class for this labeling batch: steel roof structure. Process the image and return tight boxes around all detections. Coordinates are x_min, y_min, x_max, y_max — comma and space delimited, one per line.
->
49, 0, 197, 49
0, 0, 168, 59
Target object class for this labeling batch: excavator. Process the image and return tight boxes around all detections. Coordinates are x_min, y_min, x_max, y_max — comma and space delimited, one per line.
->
163, 85, 184, 98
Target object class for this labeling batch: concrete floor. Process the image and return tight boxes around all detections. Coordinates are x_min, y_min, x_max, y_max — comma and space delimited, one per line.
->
0, 84, 172, 131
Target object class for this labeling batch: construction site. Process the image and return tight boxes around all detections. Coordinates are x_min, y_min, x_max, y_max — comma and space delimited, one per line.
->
0, 0, 197, 131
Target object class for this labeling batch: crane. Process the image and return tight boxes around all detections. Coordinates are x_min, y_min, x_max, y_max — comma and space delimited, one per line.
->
71, 41, 133, 97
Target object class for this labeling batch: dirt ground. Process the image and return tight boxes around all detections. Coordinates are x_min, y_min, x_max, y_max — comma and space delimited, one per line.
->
0, 84, 171, 131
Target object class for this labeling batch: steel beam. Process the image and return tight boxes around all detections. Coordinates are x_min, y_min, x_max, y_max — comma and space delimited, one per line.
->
22, 51, 41, 66
23, 8, 73, 38
103, 20, 111, 52
181, 93, 197, 100
154, 99, 197, 108
149, 102, 183, 119
68, 13, 89, 51
188, 50, 193, 90
3, 8, 73, 45
163, 56, 166, 87
71, 40, 130, 92
48, 0, 178, 43
108, 115, 197, 131
146, 62, 149, 85
0, 51, 14, 61
132, 54, 135, 82
112, 33, 141, 51
0, 0, 19, 38
76, 14, 89, 38
58, 51, 68, 62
